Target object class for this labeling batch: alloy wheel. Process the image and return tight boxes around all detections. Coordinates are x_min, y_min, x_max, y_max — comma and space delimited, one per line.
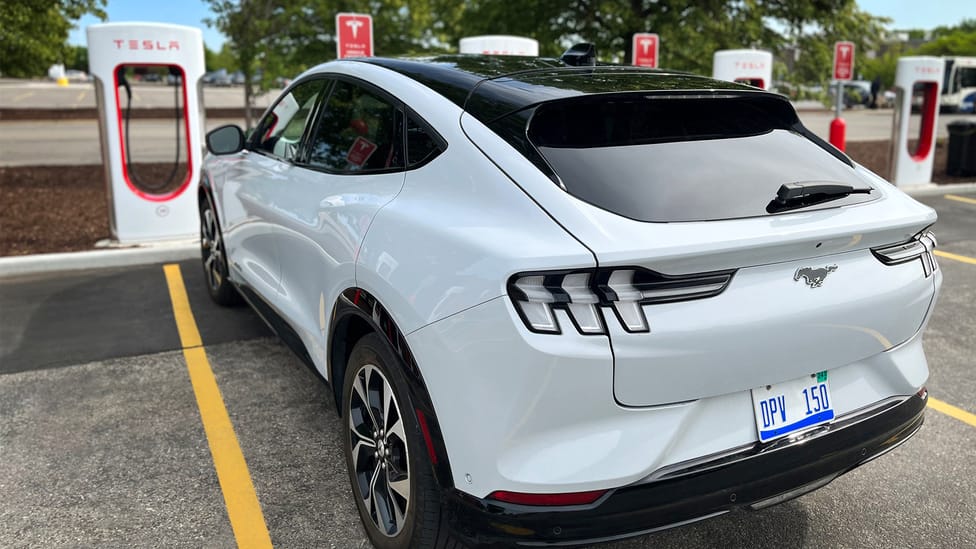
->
201, 207, 225, 291
347, 363, 411, 537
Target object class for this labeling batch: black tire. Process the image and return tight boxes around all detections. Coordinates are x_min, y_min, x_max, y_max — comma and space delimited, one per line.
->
199, 194, 241, 306
342, 334, 458, 549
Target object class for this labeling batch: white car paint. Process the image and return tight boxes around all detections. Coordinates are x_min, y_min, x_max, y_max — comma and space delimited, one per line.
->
203, 58, 942, 506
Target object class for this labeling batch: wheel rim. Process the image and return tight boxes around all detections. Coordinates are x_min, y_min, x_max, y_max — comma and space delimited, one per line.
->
200, 207, 225, 291
348, 363, 411, 537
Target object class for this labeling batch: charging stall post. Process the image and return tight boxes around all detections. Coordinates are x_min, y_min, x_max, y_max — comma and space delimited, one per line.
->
712, 50, 772, 90
889, 57, 945, 187
87, 23, 205, 244
459, 35, 539, 56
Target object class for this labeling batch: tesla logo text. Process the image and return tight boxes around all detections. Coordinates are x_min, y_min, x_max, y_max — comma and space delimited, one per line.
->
915, 66, 940, 74
794, 265, 838, 288
113, 39, 181, 51
345, 19, 364, 39
639, 38, 655, 55
734, 61, 766, 69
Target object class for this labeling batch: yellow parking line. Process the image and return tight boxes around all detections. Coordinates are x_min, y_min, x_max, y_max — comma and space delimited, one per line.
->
934, 250, 976, 265
12, 91, 33, 103
163, 264, 273, 549
75, 90, 87, 103
929, 397, 976, 428
945, 194, 976, 206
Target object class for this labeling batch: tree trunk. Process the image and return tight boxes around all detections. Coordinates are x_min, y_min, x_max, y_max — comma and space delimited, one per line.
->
243, 80, 254, 130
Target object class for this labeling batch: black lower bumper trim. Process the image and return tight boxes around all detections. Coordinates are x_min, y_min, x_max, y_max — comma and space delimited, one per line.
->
445, 393, 927, 547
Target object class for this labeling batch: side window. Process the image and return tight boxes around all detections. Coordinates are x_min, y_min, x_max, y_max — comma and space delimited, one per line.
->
308, 80, 404, 172
406, 115, 442, 167
252, 79, 325, 161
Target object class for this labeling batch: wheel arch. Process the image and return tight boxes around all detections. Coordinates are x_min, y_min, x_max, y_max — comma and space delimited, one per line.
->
329, 287, 455, 489
197, 174, 215, 216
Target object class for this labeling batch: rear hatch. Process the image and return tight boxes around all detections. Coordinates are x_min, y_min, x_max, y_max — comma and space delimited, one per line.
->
482, 90, 939, 407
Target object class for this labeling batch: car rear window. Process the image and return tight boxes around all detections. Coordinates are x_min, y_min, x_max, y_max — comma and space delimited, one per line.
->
523, 94, 876, 222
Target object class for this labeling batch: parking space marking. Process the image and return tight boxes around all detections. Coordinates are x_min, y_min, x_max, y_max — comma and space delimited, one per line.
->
929, 397, 976, 429
12, 91, 33, 103
163, 264, 273, 549
75, 90, 87, 104
934, 250, 976, 265
944, 194, 976, 206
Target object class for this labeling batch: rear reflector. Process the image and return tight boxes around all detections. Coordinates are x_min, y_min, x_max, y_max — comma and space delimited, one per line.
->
488, 489, 608, 506
415, 409, 438, 465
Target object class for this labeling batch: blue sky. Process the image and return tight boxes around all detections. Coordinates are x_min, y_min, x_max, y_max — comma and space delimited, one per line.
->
69, 0, 973, 52
69, 0, 227, 51
857, 0, 972, 31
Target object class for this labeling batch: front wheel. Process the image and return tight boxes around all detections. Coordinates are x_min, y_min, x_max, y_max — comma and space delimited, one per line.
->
199, 195, 241, 306
342, 334, 457, 549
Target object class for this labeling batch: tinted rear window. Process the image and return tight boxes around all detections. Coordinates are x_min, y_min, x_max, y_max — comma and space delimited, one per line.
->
526, 95, 875, 222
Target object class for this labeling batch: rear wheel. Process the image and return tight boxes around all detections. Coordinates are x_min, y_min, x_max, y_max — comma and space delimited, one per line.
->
199, 195, 241, 306
342, 334, 456, 548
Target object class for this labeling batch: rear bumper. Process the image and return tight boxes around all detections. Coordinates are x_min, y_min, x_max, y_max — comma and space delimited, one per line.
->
445, 391, 927, 547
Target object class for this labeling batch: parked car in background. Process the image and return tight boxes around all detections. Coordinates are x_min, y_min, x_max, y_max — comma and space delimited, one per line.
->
48, 65, 91, 82
200, 53, 941, 548
829, 79, 872, 107
64, 69, 91, 82
206, 69, 233, 87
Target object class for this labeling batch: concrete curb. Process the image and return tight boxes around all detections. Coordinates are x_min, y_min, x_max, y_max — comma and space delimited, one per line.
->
0, 183, 972, 280
0, 240, 198, 279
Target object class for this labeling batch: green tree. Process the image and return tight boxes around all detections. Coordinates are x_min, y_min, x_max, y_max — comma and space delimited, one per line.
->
205, 0, 291, 128
202, 0, 895, 116
0, 0, 106, 77
63, 44, 89, 71
916, 18, 976, 56
452, 0, 886, 79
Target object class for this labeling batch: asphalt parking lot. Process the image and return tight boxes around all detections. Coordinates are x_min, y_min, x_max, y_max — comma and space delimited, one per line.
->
1, 191, 974, 548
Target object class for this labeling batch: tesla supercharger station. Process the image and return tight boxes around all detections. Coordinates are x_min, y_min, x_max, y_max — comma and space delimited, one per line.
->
459, 35, 539, 56
712, 49, 772, 90
87, 22, 205, 243
890, 56, 944, 187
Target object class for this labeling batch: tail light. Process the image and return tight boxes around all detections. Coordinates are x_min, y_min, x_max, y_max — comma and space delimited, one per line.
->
508, 267, 735, 335
871, 231, 938, 277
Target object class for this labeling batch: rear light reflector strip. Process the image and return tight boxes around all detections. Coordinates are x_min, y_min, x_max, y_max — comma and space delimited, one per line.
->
488, 489, 608, 506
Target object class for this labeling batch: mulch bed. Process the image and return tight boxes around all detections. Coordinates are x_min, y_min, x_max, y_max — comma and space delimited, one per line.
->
1, 142, 972, 257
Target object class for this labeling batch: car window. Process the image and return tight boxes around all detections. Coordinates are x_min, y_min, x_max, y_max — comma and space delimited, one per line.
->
406, 115, 442, 167
524, 94, 876, 222
307, 80, 404, 172
252, 79, 326, 161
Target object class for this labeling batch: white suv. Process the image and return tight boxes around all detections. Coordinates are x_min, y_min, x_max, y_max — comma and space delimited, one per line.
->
200, 53, 941, 548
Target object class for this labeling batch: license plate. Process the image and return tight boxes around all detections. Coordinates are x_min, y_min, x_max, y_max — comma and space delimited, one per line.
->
751, 371, 834, 442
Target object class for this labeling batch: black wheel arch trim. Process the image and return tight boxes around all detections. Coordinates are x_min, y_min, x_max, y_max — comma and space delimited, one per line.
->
330, 287, 455, 490
197, 176, 217, 219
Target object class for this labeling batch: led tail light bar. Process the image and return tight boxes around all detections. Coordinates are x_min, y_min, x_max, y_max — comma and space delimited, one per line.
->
508, 267, 736, 335
871, 231, 938, 277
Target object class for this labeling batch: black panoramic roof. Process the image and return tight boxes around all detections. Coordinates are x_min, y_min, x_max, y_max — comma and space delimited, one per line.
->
355, 55, 761, 123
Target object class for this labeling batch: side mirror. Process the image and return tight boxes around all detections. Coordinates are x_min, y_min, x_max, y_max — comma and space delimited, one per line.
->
206, 124, 246, 155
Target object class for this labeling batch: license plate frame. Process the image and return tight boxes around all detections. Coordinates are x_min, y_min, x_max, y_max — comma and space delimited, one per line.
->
751, 371, 835, 443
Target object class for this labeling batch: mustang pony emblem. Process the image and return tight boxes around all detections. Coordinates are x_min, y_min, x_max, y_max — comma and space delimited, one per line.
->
794, 265, 838, 288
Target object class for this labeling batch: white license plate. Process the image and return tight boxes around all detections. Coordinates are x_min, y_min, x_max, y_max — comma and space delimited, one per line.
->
751, 371, 834, 443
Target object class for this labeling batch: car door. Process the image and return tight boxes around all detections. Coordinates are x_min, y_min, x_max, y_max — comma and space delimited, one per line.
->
217, 78, 329, 303
271, 77, 407, 370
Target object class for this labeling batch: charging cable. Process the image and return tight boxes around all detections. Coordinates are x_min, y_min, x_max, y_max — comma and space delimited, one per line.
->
117, 66, 182, 192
